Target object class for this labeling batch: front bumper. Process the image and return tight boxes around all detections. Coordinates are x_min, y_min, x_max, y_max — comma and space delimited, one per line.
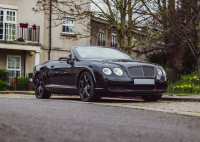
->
94, 69, 167, 96
95, 82, 167, 96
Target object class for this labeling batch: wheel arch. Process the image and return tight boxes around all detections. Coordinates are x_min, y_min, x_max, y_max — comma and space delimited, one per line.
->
33, 71, 42, 85
75, 68, 97, 88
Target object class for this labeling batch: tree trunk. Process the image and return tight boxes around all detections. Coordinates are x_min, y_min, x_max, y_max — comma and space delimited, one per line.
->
166, 0, 182, 82
197, 56, 200, 84
196, 26, 200, 83
119, 34, 125, 50
119, 0, 126, 51
193, 1, 200, 82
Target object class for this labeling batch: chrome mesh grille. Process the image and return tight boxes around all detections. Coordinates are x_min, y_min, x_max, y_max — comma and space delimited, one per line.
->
128, 66, 143, 77
143, 66, 155, 77
128, 66, 155, 77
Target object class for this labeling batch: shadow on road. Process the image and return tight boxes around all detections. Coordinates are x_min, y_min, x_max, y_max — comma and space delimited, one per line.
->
50, 97, 145, 103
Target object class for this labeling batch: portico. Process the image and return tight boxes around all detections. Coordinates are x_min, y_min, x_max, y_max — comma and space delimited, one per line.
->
0, 41, 42, 77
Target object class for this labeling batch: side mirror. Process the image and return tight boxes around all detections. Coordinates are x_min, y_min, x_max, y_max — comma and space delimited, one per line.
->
58, 56, 70, 61
58, 55, 75, 66
68, 60, 75, 66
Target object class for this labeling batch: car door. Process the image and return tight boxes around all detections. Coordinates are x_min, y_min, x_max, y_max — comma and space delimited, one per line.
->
49, 61, 74, 86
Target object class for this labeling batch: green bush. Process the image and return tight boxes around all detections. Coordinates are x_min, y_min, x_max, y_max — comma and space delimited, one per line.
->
0, 68, 9, 82
167, 71, 200, 94
10, 76, 29, 91
0, 79, 9, 91
173, 71, 198, 86
16, 37, 25, 42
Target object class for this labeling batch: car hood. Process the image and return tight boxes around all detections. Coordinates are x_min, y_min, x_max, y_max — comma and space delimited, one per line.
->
83, 59, 160, 68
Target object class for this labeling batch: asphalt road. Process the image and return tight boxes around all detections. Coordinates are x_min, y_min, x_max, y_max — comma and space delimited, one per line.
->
0, 97, 200, 142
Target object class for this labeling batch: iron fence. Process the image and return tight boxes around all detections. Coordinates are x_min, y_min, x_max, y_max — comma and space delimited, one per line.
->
6, 73, 34, 91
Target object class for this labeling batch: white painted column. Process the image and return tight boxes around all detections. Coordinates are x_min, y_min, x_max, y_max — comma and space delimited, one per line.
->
35, 52, 40, 66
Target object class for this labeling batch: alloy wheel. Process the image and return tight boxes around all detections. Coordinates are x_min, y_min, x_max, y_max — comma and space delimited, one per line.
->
79, 73, 91, 100
35, 75, 44, 98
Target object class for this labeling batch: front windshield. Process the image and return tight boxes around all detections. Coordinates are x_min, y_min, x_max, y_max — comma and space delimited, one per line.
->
75, 47, 135, 60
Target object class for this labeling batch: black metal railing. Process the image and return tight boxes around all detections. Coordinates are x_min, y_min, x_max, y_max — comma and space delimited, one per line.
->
3, 23, 40, 43
5, 73, 34, 91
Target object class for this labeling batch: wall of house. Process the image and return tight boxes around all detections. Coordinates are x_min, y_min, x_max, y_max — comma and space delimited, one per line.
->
42, 0, 91, 51
0, 0, 91, 64
0, 0, 91, 49
0, 0, 45, 45
90, 20, 119, 47
0, 48, 72, 75
25, 51, 35, 74
0, 48, 39, 75
0, 49, 25, 74
40, 49, 71, 62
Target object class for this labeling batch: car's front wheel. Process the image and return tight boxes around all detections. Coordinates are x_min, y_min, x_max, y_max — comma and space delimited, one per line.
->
34, 74, 51, 99
78, 72, 100, 102
141, 94, 162, 102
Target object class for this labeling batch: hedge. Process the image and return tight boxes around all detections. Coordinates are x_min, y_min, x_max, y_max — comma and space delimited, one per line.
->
0, 68, 9, 82
0, 79, 9, 91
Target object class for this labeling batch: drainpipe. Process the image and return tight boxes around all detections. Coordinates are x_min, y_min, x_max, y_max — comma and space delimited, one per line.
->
23, 51, 26, 77
48, 0, 52, 60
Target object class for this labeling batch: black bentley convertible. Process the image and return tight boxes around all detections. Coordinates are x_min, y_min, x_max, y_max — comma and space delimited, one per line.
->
33, 46, 167, 102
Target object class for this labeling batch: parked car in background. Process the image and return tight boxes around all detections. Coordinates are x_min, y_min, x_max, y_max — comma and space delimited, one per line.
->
33, 46, 167, 102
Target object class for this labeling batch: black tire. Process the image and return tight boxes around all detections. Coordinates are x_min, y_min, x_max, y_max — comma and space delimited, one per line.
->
78, 72, 100, 102
34, 74, 51, 99
141, 94, 162, 102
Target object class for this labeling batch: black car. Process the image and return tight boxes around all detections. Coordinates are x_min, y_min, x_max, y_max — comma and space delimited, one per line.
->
33, 46, 167, 102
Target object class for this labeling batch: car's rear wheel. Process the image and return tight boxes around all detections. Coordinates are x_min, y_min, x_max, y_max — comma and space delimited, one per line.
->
141, 94, 162, 102
78, 72, 100, 102
34, 74, 51, 99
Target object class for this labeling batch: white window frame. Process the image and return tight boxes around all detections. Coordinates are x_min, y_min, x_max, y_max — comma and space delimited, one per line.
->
99, 32, 104, 46
62, 17, 74, 34
0, 8, 17, 41
6, 55, 21, 78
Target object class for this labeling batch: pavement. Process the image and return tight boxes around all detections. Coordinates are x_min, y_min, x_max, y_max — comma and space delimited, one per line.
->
1, 91, 200, 101
0, 91, 35, 95
0, 92, 200, 117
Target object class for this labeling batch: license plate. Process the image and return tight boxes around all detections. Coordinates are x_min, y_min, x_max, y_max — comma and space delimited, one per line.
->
134, 79, 155, 85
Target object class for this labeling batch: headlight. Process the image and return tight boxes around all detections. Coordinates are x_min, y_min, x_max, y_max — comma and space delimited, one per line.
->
157, 68, 162, 80
113, 68, 123, 76
103, 68, 112, 75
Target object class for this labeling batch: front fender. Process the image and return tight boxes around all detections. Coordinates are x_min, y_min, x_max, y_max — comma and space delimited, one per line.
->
75, 65, 105, 88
